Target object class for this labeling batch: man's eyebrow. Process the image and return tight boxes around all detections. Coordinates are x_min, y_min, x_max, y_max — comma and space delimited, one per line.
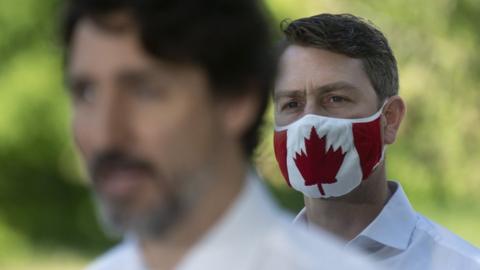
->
274, 81, 360, 101
273, 89, 304, 101
64, 68, 159, 91
116, 68, 158, 84
314, 81, 361, 94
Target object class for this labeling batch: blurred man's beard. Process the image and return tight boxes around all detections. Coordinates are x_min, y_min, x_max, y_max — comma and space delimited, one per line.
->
94, 192, 184, 239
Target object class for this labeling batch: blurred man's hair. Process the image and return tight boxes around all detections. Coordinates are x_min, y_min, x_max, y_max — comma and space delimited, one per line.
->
61, 0, 276, 158
281, 13, 398, 101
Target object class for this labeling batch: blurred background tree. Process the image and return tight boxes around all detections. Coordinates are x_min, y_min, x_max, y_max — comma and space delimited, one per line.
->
0, 0, 479, 268
0, 0, 113, 268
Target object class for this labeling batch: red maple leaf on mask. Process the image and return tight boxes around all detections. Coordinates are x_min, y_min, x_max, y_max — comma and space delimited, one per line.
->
294, 127, 346, 196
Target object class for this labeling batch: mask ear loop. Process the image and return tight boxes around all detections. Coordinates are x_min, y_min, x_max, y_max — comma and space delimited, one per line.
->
378, 98, 390, 114
373, 98, 391, 171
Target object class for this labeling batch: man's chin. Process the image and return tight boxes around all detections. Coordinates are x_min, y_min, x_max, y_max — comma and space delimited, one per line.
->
94, 196, 183, 239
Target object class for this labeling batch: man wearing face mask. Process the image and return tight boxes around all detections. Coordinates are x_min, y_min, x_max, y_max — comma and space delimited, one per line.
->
273, 13, 480, 269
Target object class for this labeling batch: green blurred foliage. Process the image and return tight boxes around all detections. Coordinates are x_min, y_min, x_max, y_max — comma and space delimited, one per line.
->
0, 0, 479, 268
0, 0, 113, 265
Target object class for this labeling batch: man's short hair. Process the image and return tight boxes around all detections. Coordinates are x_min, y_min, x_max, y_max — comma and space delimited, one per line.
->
61, 0, 276, 158
280, 13, 398, 101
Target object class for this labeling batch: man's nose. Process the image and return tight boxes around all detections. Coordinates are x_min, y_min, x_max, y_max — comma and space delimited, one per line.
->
92, 92, 132, 149
304, 101, 325, 116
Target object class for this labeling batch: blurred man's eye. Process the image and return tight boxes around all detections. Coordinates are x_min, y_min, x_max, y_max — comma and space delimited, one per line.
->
70, 81, 96, 104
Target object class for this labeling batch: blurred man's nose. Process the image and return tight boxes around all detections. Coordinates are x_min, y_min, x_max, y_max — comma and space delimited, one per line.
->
91, 89, 132, 150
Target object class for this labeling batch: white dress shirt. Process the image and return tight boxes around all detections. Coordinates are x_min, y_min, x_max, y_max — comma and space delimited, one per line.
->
294, 181, 480, 270
87, 170, 377, 270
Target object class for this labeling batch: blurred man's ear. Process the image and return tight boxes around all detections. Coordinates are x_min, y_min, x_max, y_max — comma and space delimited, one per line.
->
220, 87, 261, 141
383, 95, 406, 145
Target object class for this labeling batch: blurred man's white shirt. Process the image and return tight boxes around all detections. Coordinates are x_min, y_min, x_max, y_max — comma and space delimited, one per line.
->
87, 170, 377, 270
294, 181, 480, 270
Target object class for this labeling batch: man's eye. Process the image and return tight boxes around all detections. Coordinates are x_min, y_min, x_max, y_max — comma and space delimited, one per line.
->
329, 96, 346, 103
282, 101, 299, 111
322, 95, 351, 106
70, 82, 96, 104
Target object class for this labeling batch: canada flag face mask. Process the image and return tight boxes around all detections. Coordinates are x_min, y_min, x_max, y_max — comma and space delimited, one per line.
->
273, 108, 385, 198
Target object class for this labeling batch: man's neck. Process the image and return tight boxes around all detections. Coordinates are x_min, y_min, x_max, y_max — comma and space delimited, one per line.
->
304, 165, 391, 241
141, 145, 247, 269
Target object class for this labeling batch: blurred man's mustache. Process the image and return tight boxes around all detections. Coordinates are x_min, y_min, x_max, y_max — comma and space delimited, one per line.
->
89, 150, 155, 182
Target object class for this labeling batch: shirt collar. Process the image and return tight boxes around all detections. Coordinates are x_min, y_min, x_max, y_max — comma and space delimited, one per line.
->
350, 181, 418, 250
292, 207, 308, 227
293, 181, 418, 251
176, 169, 282, 270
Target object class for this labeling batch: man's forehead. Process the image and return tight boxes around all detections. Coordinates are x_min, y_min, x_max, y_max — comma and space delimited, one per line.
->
68, 17, 156, 78
281, 45, 364, 67
274, 81, 361, 100
68, 17, 204, 77
77, 12, 137, 35
276, 46, 375, 99
70, 20, 134, 55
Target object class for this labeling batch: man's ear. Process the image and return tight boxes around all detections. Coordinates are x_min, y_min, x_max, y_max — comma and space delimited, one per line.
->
219, 89, 261, 140
382, 96, 406, 145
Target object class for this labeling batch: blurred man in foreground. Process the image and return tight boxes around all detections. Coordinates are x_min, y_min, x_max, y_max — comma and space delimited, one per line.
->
61, 1, 377, 269
273, 13, 480, 269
